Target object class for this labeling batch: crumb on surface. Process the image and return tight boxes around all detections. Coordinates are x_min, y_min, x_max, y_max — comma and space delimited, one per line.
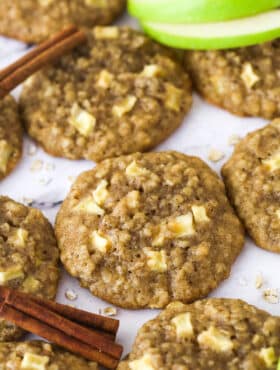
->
65, 289, 78, 301
228, 134, 241, 146
255, 274, 264, 290
27, 144, 38, 156
263, 288, 279, 304
208, 149, 225, 163
30, 159, 43, 172
99, 306, 118, 316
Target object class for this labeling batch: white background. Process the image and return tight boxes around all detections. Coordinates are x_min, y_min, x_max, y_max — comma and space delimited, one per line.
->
0, 12, 279, 364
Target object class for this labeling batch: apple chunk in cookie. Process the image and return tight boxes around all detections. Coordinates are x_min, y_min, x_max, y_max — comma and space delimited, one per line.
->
0, 95, 22, 180
222, 119, 280, 253
118, 298, 280, 370
185, 39, 280, 119
0, 0, 126, 43
55, 151, 244, 309
0, 341, 98, 369
20, 27, 192, 162
0, 196, 60, 341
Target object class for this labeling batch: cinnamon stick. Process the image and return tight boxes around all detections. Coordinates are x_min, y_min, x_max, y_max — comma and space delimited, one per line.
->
0, 286, 118, 336
0, 25, 86, 99
4, 291, 122, 359
0, 301, 119, 369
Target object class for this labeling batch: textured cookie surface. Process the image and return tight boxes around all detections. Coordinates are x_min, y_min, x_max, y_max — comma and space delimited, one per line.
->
222, 119, 280, 253
118, 298, 280, 370
0, 0, 126, 43
0, 196, 60, 341
0, 341, 98, 369
55, 151, 244, 309
0, 95, 22, 181
185, 40, 280, 119
20, 27, 192, 162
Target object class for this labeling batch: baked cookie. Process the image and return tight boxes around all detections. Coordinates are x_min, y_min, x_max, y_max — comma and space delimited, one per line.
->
0, 341, 98, 369
0, 196, 60, 341
222, 119, 280, 253
0, 95, 22, 181
185, 40, 280, 119
0, 0, 126, 43
55, 151, 244, 309
118, 298, 280, 370
20, 27, 192, 162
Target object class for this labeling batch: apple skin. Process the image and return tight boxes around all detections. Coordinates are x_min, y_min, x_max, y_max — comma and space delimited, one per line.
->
129, 0, 280, 24
141, 10, 280, 50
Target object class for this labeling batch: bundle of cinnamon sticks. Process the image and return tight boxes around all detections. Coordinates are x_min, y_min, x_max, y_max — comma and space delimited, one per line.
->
0, 286, 123, 369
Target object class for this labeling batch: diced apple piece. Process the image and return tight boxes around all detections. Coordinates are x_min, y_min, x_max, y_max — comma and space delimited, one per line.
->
69, 104, 96, 137
21, 352, 49, 370
0, 265, 24, 284
191, 206, 210, 223
171, 312, 194, 339
198, 326, 233, 352
144, 249, 167, 272
129, 353, 156, 370
113, 96, 137, 118
90, 231, 111, 253
168, 213, 195, 237
92, 180, 109, 206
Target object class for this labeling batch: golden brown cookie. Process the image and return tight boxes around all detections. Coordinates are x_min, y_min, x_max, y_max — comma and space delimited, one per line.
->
0, 95, 22, 181
185, 40, 280, 119
222, 119, 280, 253
20, 27, 192, 162
0, 196, 60, 341
118, 298, 280, 370
0, 341, 98, 369
55, 151, 244, 309
0, 0, 126, 43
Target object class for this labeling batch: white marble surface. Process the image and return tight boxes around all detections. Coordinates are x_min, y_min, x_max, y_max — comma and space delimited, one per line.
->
0, 12, 279, 364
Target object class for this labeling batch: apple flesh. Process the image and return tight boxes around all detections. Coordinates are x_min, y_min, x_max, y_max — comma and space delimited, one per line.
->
129, 0, 280, 24
141, 10, 280, 50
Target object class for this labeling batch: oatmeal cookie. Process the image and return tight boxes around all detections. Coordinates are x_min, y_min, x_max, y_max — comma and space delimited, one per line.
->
118, 298, 280, 370
0, 196, 60, 341
55, 151, 244, 309
20, 27, 192, 162
222, 119, 280, 253
0, 0, 126, 43
0, 341, 98, 369
0, 95, 22, 181
185, 40, 280, 119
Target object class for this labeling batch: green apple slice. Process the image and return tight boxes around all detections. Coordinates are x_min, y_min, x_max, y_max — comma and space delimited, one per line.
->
129, 0, 280, 24
142, 10, 280, 50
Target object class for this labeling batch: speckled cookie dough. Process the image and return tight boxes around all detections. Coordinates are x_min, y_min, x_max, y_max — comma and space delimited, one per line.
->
0, 196, 60, 341
55, 151, 244, 309
222, 119, 280, 253
0, 341, 98, 369
0, 0, 126, 43
118, 298, 280, 370
20, 27, 192, 162
185, 40, 280, 119
0, 95, 22, 181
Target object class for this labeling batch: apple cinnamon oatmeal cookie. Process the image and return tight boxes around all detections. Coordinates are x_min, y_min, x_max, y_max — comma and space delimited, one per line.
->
118, 298, 280, 370
0, 95, 22, 181
0, 341, 98, 369
0, 0, 126, 43
0, 196, 60, 341
55, 151, 244, 309
20, 27, 192, 162
222, 119, 280, 253
185, 40, 280, 119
